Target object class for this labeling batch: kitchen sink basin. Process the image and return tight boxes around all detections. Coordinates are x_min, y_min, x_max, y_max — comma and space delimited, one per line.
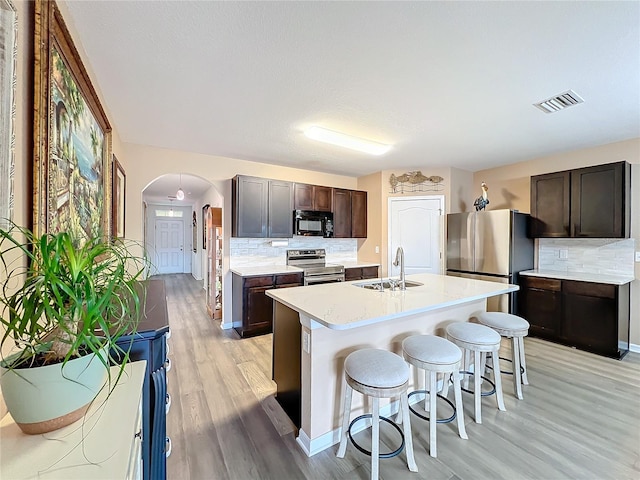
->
353, 279, 423, 290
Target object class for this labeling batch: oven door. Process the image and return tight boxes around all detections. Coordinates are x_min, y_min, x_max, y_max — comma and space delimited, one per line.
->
304, 274, 345, 286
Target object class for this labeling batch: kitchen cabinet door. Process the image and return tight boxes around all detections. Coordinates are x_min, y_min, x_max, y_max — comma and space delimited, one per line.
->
294, 183, 313, 210
294, 183, 332, 212
314, 186, 333, 212
530, 171, 570, 237
232, 176, 268, 238
333, 189, 352, 238
518, 277, 562, 339
351, 190, 367, 238
268, 180, 294, 238
570, 161, 630, 238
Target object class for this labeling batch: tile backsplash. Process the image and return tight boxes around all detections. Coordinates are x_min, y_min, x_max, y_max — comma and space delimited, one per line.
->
538, 238, 635, 276
230, 237, 358, 267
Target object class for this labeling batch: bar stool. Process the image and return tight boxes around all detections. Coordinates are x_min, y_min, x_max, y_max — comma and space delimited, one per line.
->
445, 322, 506, 424
401, 335, 468, 458
475, 312, 530, 400
337, 348, 418, 479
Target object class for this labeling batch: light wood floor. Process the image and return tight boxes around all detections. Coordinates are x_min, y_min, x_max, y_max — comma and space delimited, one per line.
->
163, 274, 640, 480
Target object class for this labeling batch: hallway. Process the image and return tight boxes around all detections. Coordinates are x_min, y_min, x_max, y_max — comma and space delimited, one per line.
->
162, 274, 640, 480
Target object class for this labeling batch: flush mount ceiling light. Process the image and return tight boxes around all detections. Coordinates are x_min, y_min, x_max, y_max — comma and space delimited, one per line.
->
304, 126, 391, 155
534, 89, 584, 114
176, 174, 185, 200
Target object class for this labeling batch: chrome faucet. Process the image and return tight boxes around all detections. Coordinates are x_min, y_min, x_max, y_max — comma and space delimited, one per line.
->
393, 246, 406, 290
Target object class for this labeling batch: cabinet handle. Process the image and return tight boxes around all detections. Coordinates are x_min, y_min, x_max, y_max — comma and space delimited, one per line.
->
165, 357, 172, 373
165, 436, 172, 458
166, 393, 172, 414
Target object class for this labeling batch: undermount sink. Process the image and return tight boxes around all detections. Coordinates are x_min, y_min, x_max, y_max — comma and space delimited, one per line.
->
353, 279, 423, 290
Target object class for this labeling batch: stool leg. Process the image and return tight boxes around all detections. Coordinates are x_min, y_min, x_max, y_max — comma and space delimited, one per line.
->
429, 370, 437, 457
473, 350, 482, 423
452, 368, 468, 440
400, 391, 418, 472
512, 336, 523, 400
479, 352, 487, 385
424, 369, 430, 412
492, 349, 506, 411
519, 336, 529, 385
463, 349, 471, 389
371, 397, 380, 480
336, 382, 353, 458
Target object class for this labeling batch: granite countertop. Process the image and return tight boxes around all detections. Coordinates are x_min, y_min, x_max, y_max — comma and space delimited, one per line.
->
230, 265, 303, 277
266, 273, 517, 330
231, 261, 380, 276
519, 269, 634, 285
340, 261, 381, 269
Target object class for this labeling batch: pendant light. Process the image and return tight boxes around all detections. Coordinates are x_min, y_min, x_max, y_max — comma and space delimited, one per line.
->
176, 174, 185, 200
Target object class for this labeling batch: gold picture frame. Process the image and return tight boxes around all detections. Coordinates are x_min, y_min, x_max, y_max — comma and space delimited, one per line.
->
0, 0, 17, 229
112, 155, 125, 238
33, 0, 112, 241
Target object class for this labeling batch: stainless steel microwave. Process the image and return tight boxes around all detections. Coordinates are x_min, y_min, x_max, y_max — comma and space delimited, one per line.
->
293, 210, 334, 237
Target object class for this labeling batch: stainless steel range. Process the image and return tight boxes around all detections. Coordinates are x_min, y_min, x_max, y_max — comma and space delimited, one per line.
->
286, 249, 345, 286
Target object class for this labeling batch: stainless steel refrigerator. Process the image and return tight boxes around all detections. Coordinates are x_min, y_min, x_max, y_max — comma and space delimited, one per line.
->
446, 209, 533, 313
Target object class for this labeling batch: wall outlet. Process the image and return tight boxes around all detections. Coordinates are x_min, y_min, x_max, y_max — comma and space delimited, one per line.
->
559, 249, 568, 260
375, 246, 380, 254
635, 251, 640, 262
302, 331, 310, 354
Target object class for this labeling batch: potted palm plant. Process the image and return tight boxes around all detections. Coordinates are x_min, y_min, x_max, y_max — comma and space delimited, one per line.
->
0, 223, 149, 434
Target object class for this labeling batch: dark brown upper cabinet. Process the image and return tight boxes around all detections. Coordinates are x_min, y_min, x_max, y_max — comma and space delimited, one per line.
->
294, 183, 333, 212
333, 188, 367, 238
232, 175, 293, 238
530, 161, 630, 238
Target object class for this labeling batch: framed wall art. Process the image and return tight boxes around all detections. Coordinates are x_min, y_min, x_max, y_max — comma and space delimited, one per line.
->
0, 0, 17, 230
33, 0, 112, 242
111, 155, 125, 238
202, 204, 209, 249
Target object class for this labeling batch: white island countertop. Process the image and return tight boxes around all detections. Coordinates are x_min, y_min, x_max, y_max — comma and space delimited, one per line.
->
266, 273, 517, 330
519, 269, 634, 285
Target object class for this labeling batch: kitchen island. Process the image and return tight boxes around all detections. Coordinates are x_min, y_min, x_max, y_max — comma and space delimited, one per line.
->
266, 273, 518, 456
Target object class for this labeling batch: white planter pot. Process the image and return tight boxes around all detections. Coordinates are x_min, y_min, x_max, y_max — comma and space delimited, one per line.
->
0, 349, 108, 434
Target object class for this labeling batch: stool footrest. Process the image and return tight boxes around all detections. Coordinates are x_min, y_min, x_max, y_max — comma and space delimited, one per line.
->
347, 414, 405, 459
485, 355, 526, 376
407, 390, 456, 424
452, 370, 496, 397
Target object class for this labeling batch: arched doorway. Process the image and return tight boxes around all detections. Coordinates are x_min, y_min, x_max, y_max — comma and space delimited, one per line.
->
142, 173, 224, 320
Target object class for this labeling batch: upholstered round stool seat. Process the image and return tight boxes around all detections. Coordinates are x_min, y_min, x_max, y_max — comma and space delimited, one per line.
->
447, 322, 501, 346
345, 348, 409, 388
475, 312, 530, 400
400, 335, 467, 458
337, 349, 418, 479
476, 312, 529, 336
403, 335, 462, 366
446, 322, 506, 424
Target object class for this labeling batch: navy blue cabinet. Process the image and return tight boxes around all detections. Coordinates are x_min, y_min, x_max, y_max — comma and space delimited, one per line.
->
115, 279, 170, 480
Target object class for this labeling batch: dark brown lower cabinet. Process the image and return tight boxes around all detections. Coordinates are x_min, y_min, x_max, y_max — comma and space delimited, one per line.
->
518, 275, 630, 359
345, 265, 379, 281
233, 272, 303, 337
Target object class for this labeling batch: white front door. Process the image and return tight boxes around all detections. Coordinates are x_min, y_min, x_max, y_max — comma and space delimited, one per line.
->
388, 196, 444, 276
155, 219, 184, 274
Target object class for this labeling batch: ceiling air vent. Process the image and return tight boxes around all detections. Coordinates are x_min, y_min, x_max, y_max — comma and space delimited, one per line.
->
534, 90, 584, 114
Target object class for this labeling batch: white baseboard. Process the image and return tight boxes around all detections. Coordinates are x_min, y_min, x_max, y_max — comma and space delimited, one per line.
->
624, 341, 640, 353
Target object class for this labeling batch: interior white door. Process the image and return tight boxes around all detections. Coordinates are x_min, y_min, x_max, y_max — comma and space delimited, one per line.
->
388, 196, 444, 276
155, 219, 184, 274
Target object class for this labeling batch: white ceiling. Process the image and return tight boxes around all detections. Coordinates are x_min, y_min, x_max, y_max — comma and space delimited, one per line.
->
63, 1, 639, 180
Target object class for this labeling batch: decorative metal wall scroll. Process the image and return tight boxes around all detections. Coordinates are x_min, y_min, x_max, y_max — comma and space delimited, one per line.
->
389, 171, 444, 193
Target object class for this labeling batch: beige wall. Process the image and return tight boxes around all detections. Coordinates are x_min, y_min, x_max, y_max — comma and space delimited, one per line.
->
474, 138, 640, 345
